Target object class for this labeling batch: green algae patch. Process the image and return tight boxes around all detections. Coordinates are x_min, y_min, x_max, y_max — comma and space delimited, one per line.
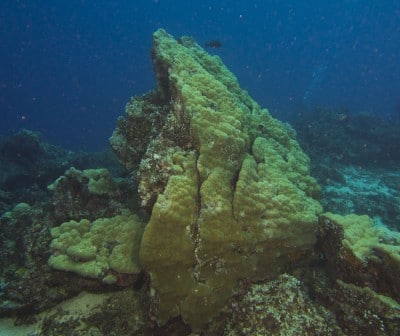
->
111, 29, 322, 329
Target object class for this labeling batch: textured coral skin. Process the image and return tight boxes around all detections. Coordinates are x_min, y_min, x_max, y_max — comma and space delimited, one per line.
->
49, 213, 144, 284
112, 29, 322, 329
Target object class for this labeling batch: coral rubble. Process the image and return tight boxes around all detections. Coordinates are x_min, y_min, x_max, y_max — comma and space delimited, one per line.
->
223, 274, 343, 335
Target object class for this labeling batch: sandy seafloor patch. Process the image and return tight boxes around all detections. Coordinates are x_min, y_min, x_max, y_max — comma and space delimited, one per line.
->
0, 291, 111, 336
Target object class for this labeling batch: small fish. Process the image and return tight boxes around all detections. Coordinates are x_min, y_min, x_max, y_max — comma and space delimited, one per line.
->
205, 40, 222, 49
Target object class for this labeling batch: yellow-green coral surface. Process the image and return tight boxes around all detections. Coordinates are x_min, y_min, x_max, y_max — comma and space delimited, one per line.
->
49, 212, 144, 284
128, 29, 323, 329
321, 212, 400, 262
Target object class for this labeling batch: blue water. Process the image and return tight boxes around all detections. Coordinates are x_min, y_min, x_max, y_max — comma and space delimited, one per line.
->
1, 0, 399, 150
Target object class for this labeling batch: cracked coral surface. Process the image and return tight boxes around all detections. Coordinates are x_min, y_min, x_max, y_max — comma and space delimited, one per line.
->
115, 29, 322, 329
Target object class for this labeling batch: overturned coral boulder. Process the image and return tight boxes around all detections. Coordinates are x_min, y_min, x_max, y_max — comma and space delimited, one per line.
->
111, 29, 322, 329
317, 213, 400, 333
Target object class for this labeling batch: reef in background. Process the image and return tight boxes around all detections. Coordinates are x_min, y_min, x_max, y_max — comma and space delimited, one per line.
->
0, 129, 124, 215
294, 107, 400, 168
294, 107, 400, 230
